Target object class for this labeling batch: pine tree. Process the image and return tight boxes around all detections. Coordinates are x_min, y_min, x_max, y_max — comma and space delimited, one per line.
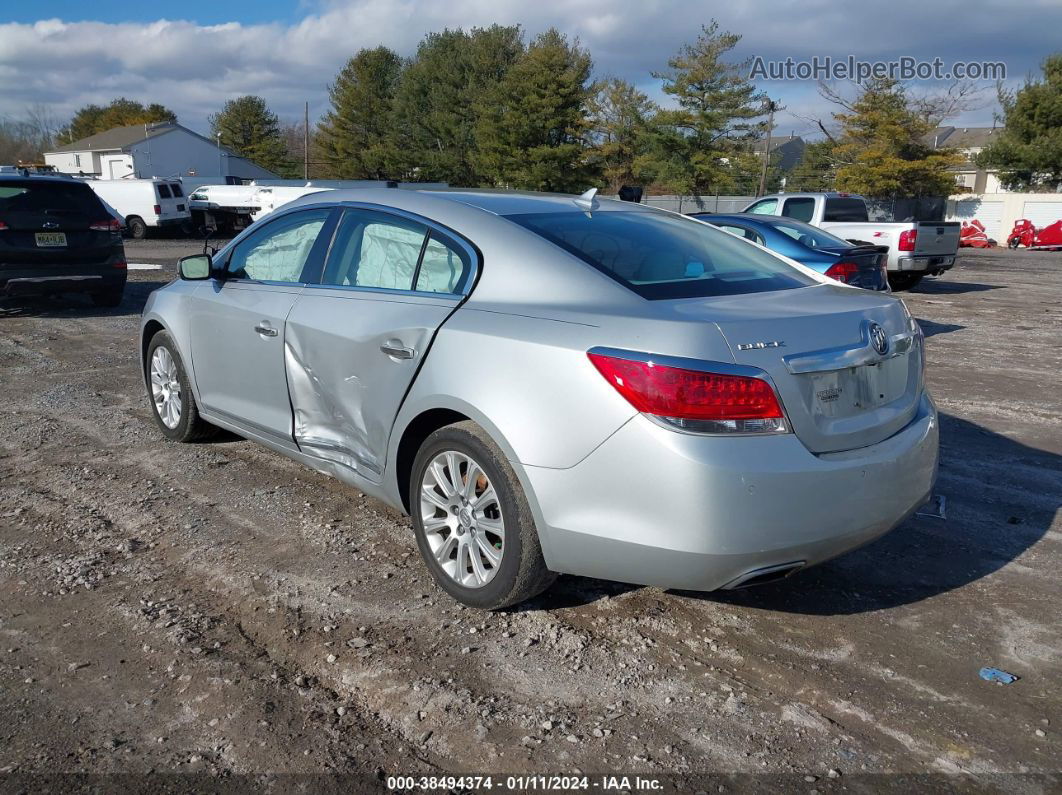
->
316, 47, 404, 179
209, 96, 294, 177
392, 26, 524, 185
831, 78, 962, 197
976, 54, 1062, 191
475, 29, 596, 192
588, 78, 657, 192
639, 22, 766, 195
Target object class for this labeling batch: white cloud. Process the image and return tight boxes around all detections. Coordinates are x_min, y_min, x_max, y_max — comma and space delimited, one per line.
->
0, 0, 1055, 136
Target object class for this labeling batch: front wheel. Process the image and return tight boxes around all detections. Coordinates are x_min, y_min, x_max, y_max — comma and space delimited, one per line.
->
411, 421, 555, 609
887, 272, 924, 291
145, 331, 217, 442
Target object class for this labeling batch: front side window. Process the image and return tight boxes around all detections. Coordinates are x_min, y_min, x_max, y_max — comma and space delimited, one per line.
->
507, 210, 816, 300
415, 233, 471, 293
745, 198, 778, 215
322, 210, 427, 290
227, 208, 331, 283
781, 197, 815, 222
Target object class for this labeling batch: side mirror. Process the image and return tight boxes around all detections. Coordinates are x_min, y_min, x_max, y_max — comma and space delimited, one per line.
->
178, 254, 213, 280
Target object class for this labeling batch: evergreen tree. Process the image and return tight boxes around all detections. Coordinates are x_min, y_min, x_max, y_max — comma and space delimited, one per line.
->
475, 29, 596, 192
786, 140, 839, 192
639, 22, 766, 195
588, 78, 656, 192
209, 96, 294, 177
831, 77, 962, 197
393, 26, 524, 184
316, 47, 404, 179
976, 54, 1062, 191
60, 98, 176, 144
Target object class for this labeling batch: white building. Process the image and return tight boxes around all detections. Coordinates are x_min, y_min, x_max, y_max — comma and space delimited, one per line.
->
927, 126, 1008, 194
44, 121, 278, 182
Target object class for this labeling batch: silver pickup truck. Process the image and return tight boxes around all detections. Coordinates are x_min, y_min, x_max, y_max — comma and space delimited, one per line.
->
742, 192, 960, 291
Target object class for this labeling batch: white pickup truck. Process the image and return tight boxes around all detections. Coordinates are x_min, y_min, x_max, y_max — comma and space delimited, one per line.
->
742, 192, 960, 290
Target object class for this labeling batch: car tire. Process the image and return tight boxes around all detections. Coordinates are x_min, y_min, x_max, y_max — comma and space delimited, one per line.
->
127, 216, 147, 240
145, 331, 217, 442
1007, 236, 1021, 249
411, 421, 556, 609
90, 288, 124, 308
887, 272, 923, 291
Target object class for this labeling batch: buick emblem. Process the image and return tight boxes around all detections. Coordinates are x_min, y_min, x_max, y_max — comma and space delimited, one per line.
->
869, 322, 889, 356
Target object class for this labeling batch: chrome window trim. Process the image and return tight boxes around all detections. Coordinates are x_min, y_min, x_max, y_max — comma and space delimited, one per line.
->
301, 282, 462, 303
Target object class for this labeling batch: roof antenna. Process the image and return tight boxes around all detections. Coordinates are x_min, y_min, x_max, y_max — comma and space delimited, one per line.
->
573, 187, 599, 213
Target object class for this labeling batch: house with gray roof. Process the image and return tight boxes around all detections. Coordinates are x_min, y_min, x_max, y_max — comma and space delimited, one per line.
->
44, 121, 278, 182
926, 126, 1008, 193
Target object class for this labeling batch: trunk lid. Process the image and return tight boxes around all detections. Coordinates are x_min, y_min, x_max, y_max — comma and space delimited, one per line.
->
669, 284, 923, 453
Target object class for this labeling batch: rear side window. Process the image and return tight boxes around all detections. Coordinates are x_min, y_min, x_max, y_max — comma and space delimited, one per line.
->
157, 184, 172, 199
507, 210, 815, 300
781, 197, 815, 223
322, 209, 427, 290
823, 198, 869, 222
0, 181, 103, 216
769, 219, 854, 249
415, 233, 471, 293
170, 183, 184, 197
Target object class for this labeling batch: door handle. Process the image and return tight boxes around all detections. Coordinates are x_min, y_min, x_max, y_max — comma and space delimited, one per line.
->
254, 324, 278, 337
380, 340, 415, 360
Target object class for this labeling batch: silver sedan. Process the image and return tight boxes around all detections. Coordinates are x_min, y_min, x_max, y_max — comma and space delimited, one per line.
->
140, 189, 938, 609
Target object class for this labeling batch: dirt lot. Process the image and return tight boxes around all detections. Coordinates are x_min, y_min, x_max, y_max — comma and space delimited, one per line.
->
0, 244, 1059, 792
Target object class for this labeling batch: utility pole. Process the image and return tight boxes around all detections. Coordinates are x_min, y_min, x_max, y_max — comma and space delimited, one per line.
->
757, 99, 779, 198
303, 101, 310, 181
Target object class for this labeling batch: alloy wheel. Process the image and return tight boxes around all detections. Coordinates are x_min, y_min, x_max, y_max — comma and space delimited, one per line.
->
150, 346, 182, 429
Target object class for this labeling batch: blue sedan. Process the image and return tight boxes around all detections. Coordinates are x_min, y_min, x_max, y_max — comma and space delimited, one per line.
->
689, 213, 889, 291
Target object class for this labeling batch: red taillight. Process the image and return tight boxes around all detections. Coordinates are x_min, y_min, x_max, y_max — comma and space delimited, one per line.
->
587, 352, 784, 423
113, 261, 127, 270
0, 221, 7, 230
824, 261, 860, 283
153, 204, 162, 215
90, 219, 121, 232
898, 229, 917, 251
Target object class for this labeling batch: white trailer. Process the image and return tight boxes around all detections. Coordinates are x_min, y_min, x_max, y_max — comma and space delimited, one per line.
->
86, 178, 191, 239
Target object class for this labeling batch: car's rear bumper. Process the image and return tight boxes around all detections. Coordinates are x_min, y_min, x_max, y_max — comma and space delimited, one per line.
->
523, 392, 939, 592
1, 265, 126, 296
893, 255, 955, 273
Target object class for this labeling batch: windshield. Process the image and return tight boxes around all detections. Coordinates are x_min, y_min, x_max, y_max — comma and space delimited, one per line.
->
506, 210, 816, 300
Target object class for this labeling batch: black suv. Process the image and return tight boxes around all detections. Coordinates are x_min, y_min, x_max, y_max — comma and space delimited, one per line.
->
0, 175, 127, 307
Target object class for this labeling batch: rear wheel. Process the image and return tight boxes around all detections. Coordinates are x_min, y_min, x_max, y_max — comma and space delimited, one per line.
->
411, 421, 555, 609
146, 331, 217, 442
887, 272, 924, 291
126, 216, 147, 240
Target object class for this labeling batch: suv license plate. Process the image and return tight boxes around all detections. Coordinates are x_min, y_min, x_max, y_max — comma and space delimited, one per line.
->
35, 232, 67, 247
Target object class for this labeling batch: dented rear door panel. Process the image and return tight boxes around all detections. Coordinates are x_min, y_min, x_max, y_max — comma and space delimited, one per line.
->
284, 287, 459, 480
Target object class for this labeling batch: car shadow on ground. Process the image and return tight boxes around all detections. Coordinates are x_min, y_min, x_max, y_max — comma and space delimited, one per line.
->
913, 281, 1004, 295
0, 278, 168, 319
537, 413, 1059, 616
916, 318, 965, 338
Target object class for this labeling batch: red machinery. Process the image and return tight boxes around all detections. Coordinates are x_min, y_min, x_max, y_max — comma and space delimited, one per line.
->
959, 219, 995, 248
1007, 218, 1062, 251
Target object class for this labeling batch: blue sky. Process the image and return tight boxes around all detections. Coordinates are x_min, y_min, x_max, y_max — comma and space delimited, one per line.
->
2, 1, 1058, 141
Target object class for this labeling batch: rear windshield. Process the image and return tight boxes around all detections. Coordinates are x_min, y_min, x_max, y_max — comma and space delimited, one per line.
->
767, 218, 855, 249
157, 183, 172, 198
506, 210, 816, 300
823, 198, 869, 222
170, 183, 184, 197
0, 180, 103, 216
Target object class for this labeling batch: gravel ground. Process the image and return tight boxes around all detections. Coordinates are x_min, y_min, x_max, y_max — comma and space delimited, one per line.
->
0, 246, 1059, 792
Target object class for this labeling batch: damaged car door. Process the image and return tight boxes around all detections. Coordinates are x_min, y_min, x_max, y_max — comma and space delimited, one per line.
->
188, 207, 335, 442
284, 207, 474, 480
